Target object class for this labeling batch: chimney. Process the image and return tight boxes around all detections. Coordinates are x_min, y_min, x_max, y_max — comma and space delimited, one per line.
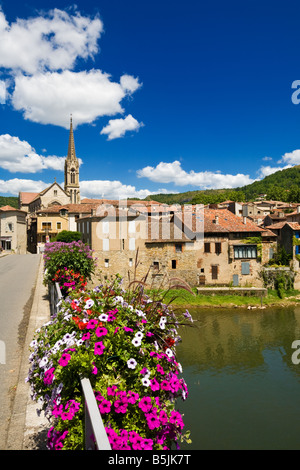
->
213, 215, 219, 224
297, 205, 300, 214
243, 216, 247, 224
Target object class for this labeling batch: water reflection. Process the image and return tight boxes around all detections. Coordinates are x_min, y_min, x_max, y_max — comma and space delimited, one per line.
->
177, 306, 300, 450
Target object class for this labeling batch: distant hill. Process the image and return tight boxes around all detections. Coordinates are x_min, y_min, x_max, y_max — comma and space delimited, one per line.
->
144, 165, 300, 205
2, 165, 300, 209
0, 196, 19, 209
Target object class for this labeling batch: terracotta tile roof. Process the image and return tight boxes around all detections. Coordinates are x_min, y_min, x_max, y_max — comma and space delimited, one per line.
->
81, 198, 165, 208
37, 203, 97, 214
203, 208, 264, 233
19, 192, 39, 204
265, 221, 300, 231
0, 205, 26, 213
261, 229, 277, 237
264, 222, 287, 230
286, 222, 300, 230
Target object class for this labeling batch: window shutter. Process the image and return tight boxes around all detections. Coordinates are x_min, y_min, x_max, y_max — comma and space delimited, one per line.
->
241, 262, 250, 275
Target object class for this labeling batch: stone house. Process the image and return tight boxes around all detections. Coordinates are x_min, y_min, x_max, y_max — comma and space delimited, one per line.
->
194, 208, 276, 287
0, 205, 27, 254
77, 203, 276, 288
32, 203, 100, 252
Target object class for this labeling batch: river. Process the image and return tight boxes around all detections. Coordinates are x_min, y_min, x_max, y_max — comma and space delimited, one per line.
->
177, 305, 300, 450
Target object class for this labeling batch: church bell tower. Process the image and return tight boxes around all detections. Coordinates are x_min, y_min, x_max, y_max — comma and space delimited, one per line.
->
64, 116, 80, 204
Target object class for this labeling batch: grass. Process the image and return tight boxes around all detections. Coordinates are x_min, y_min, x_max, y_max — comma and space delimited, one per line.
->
147, 287, 300, 308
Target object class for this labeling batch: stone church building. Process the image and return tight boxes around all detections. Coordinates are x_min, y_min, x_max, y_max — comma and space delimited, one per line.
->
19, 117, 83, 251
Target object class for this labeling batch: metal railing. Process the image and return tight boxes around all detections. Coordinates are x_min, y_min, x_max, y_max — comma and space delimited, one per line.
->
49, 282, 63, 317
80, 377, 112, 450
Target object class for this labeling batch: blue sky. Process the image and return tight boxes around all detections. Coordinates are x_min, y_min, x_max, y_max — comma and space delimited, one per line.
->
1, 0, 300, 199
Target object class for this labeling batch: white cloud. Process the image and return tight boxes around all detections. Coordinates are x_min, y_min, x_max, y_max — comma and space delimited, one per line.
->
257, 164, 292, 179
100, 114, 143, 140
0, 8, 103, 74
0, 80, 6, 104
120, 75, 141, 94
279, 149, 300, 166
0, 134, 67, 173
80, 179, 154, 199
0, 8, 143, 133
0, 178, 49, 195
262, 156, 272, 161
137, 160, 255, 189
12, 70, 142, 128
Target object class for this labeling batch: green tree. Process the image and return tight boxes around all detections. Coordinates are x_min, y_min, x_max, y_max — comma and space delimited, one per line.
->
54, 230, 82, 243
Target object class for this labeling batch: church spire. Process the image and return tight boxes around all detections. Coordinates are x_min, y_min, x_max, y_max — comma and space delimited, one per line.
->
64, 115, 80, 204
67, 114, 76, 161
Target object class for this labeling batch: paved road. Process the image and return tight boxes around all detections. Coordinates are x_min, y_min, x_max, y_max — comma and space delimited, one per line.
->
0, 254, 40, 450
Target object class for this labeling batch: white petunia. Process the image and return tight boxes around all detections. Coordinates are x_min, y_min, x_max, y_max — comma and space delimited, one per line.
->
132, 337, 141, 347
127, 358, 137, 369
141, 377, 151, 387
39, 356, 48, 368
85, 299, 94, 309
99, 313, 108, 322
134, 331, 144, 340
165, 348, 173, 358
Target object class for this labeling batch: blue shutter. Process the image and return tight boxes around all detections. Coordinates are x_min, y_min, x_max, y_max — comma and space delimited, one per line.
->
241, 262, 250, 275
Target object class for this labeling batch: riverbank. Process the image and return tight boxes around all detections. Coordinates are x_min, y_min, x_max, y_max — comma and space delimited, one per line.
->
148, 287, 300, 309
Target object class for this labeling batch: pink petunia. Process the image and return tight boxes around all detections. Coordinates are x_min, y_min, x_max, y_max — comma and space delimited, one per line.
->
107, 385, 118, 396
96, 326, 108, 337
138, 396, 152, 413
94, 341, 105, 355
160, 380, 171, 391
44, 367, 55, 385
99, 399, 111, 414
58, 352, 71, 367
150, 377, 160, 392
86, 319, 98, 329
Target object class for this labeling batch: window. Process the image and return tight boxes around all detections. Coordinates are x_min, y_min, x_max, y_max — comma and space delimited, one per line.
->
153, 261, 159, 271
103, 239, 109, 251
7, 223, 14, 232
104, 259, 109, 267
42, 222, 51, 230
175, 243, 182, 253
128, 221, 135, 233
122, 239, 125, 250
204, 242, 211, 253
234, 245, 257, 259
71, 169, 75, 184
172, 259, 177, 269
211, 265, 218, 280
54, 190, 57, 196
129, 238, 135, 251
57, 222, 62, 230
129, 258, 133, 267
215, 242, 222, 254
103, 221, 109, 234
